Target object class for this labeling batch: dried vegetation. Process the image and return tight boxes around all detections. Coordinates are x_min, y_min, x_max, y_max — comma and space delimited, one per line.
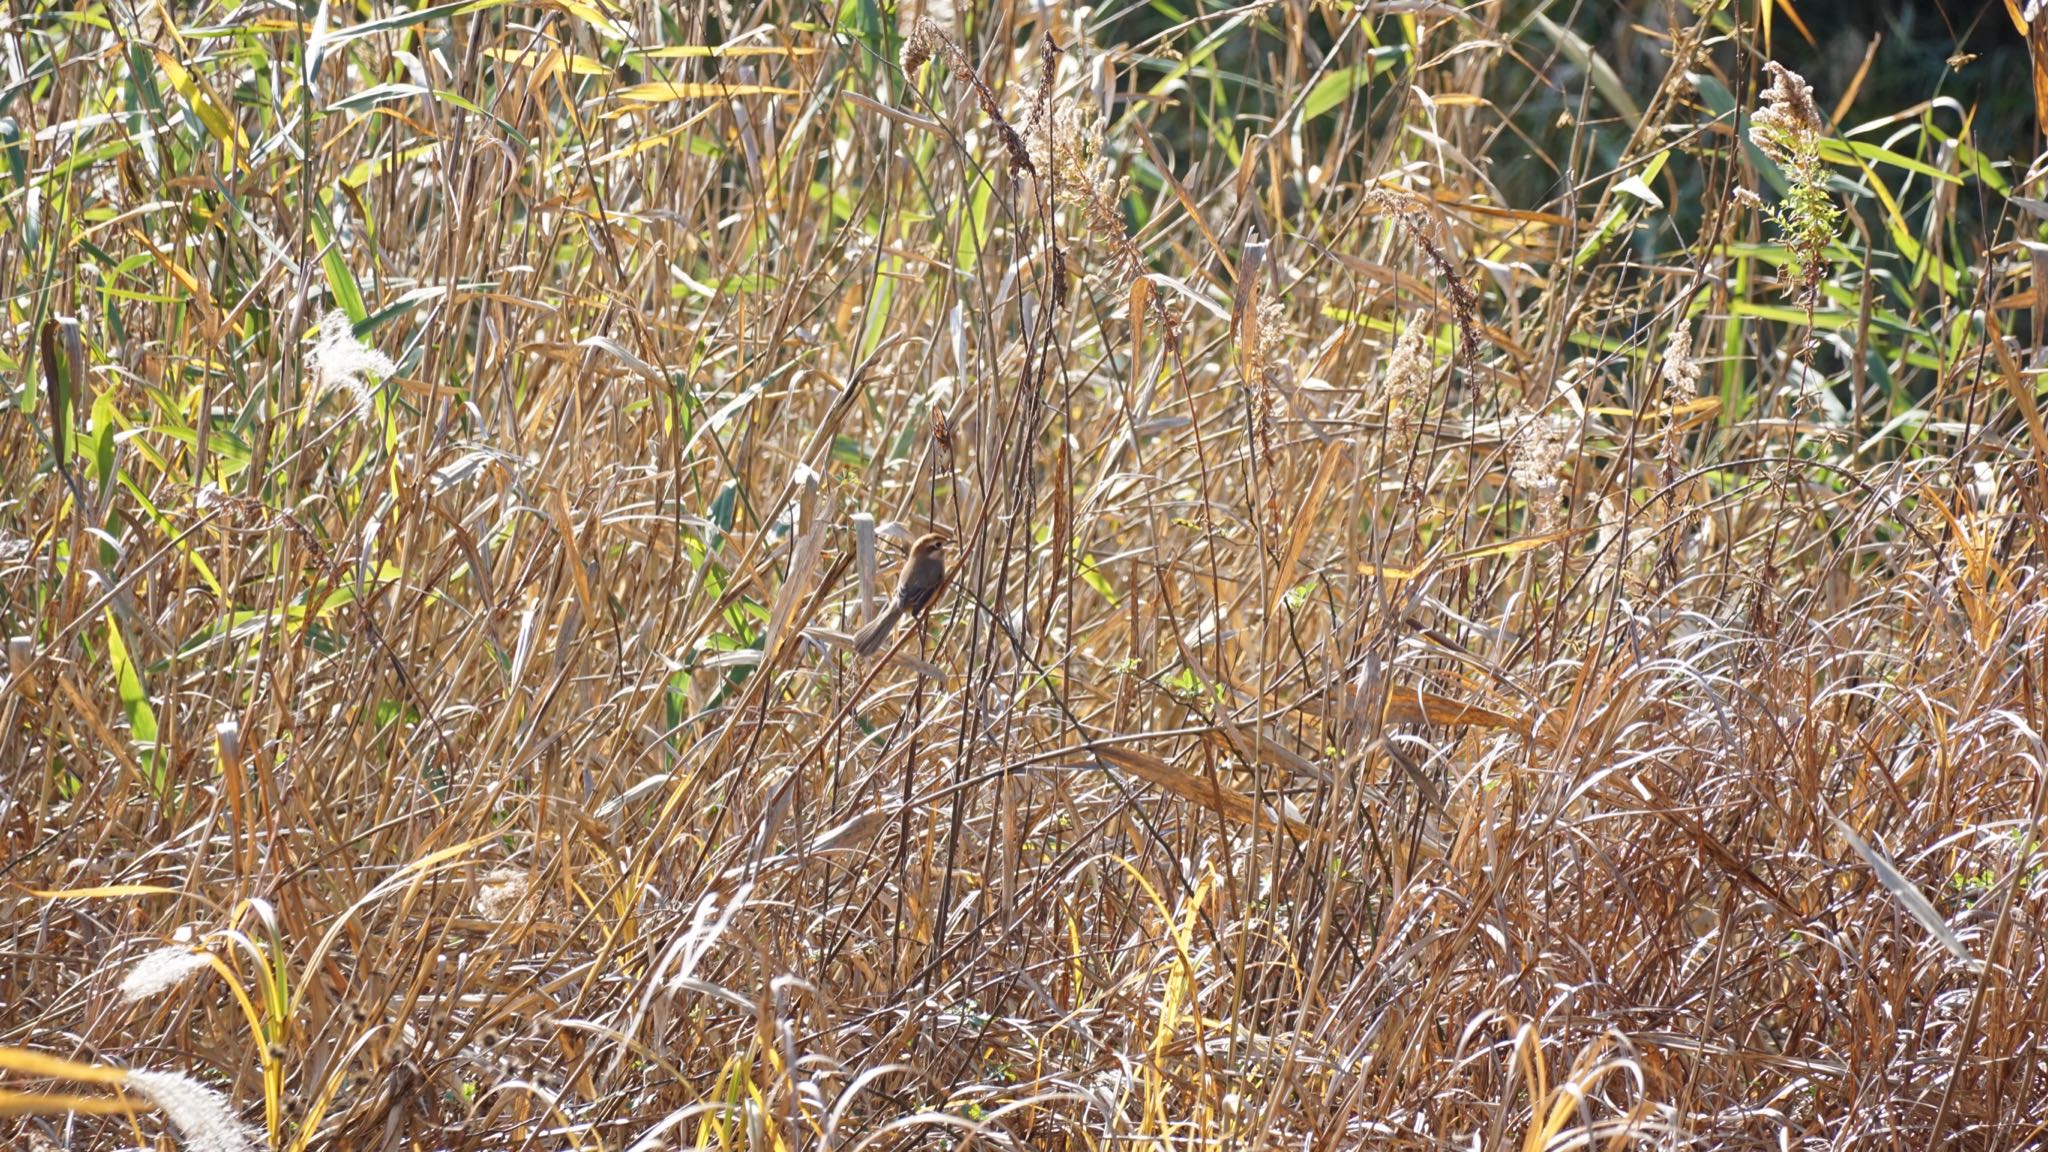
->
3, 0, 2047, 1148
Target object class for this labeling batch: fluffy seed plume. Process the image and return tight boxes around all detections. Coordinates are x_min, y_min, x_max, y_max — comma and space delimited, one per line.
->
124, 1069, 256, 1152
119, 946, 213, 1004
476, 868, 533, 920
307, 308, 396, 418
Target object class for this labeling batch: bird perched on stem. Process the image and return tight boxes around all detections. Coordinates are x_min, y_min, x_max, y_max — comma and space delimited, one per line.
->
854, 533, 949, 656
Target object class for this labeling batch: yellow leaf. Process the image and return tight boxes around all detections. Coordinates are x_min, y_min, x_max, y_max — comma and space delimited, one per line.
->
152, 50, 250, 169
584, 102, 723, 164
339, 142, 437, 189
0, 1089, 138, 1117
615, 81, 796, 102
1441, 528, 1576, 565
29, 883, 180, 900
637, 44, 820, 58
0, 1048, 130, 1086
1086, 742, 1316, 836
556, 0, 629, 36
483, 45, 606, 76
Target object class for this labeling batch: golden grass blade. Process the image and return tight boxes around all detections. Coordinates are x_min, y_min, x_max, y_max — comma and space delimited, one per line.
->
0, 1089, 137, 1116
1085, 742, 1315, 837
0, 1049, 130, 1085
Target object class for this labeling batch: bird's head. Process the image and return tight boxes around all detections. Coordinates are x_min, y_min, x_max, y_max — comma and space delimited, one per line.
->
910, 532, 949, 560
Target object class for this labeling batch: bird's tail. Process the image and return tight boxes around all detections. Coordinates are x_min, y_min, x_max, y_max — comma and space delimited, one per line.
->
852, 603, 904, 656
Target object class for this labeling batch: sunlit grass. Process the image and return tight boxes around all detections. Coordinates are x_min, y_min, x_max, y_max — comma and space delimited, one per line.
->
2, 0, 2045, 1148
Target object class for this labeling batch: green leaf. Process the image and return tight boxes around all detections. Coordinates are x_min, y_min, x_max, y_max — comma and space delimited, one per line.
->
709, 480, 738, 537
1688, 72, 1791, 196
88, 390, 117, 488
0, 117, 24, 190
309, 560, 405, 622
360, 285, 449, 333
859, 256, 896, 360
119, 473, 224, 600
310, 202, 366, 321
1531, 13, 1639, 129
1137, 9, 1256, 104
1302, 46, 1407, 122
328, 85, 530, 151
1572, 150, 1669, 268
1078, 555, 1118, 607
955, 173, 994, 269
1818, 138, 1962, 186
319, 0, 519, 49
1613, 174, 1664, 209
150, 423, 253, 479
104, 609, 166, 796
328, 81, 433, 112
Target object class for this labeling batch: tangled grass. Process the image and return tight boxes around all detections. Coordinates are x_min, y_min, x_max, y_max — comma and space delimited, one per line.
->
3, 0, 2047, 1148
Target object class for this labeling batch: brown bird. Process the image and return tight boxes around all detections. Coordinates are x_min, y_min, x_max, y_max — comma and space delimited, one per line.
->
853, 533, 949, 656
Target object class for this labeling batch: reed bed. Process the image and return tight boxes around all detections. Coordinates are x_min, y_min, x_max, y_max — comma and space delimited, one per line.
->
3, 0, 2046, 1147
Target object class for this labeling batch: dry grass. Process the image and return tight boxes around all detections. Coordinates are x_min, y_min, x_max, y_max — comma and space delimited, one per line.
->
3, 0, 2047, 1148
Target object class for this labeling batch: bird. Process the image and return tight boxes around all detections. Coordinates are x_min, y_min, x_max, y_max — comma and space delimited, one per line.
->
853, 533, 949, 656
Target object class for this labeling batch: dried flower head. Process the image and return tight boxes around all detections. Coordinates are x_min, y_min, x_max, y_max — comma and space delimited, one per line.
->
1661, 324, 1704, 399
307, 309, 395, 418
1248, 292, 1289, 462
1364, 190, 1482, 361
1028, 95, 1139, 294
900, 17, 944, 75
1748, 62, 1838, 306
1508, 408, 1572, 492
1750, 62, 1823, 166
476, 867, 533, 921
124, 1068, 256, 1152
119, 946, 213, 1003
1028, 101, 1103, 203
1379, 318, 1433, 431
1591, 492, 1676, 599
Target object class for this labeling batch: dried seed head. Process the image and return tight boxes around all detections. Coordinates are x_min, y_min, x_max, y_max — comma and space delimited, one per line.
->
1028, 96, 1134, 288
1747, 63, 1839, 305
1661, 324, 1704, 399
307, 309, 395, 419
1248, 293, 1289, 463
476, 868, 533, 920
1379, 319, 1433, 428
1750, 62, 1823, 166
123, 1068, 256, 1152
901, 18, 944, 75
1508, 409, 1572, 492
119, 946, 213, 1003
904, 19, 1035, 176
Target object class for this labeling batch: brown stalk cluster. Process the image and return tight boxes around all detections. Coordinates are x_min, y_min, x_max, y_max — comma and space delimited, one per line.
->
902, 17, 1035, 177
9, 9, 2048, 1152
